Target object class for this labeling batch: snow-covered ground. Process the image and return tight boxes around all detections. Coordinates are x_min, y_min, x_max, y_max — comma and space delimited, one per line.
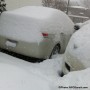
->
55, 68, 90, 90
0, 63, 51, 90
0, 52, 63, 81
0, 52, 90, 90
0, 52, 62, 90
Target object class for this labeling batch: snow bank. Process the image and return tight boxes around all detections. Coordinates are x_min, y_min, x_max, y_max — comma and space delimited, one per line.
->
0, 53, 54, 90
0, 52, 64, 90
0, 52, 63, 81
55, 68, 90, 90
0, 52, 90, 90
0, 6, 74, 43
33, 55, 64, 81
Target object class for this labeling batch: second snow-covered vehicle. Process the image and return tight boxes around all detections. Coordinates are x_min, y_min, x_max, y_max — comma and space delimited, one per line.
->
0, 6, 74, 59
62, 20, 90, 74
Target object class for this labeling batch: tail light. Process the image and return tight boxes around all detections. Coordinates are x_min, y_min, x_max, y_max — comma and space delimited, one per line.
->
42, 33, 48, 37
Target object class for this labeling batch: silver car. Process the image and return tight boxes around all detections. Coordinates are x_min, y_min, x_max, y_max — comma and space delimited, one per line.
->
0, 6, 74, 59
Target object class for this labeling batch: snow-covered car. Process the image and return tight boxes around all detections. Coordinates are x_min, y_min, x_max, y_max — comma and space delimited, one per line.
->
75, 20, 90, 29
0, 6, 74, 59
63, 21, 90, 74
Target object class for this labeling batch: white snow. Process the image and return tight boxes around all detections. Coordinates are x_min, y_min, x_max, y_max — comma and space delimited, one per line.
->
0, 6, 90, 90
0, 52, 63, 81
6, 40, 17, 47
69, 6, 88, 10
69, 15, 89, 19
55, 68, 90, 90
0, 52, 90, 90
0, 63, 52, 90
7, 6, 56, 19
0, 52, 54, 90
0, 6, 74, 43
64, 20, 90, 69
77, 20, 90, 28
75, 22, 83, 28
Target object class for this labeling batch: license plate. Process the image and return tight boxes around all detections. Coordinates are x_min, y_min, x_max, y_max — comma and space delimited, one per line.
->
5, 40, 17, 48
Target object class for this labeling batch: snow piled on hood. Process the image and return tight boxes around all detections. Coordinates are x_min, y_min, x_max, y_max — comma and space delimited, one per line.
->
65, 21, 90, 68
33, 55, 64, 81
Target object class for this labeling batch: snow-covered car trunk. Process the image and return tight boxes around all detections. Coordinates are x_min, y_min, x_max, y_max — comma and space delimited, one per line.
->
0, 6, 74, 59
0, 10, 43, 43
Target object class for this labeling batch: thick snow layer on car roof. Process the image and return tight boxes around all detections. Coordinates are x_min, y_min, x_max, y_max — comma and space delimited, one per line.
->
65, 22, 90, 68
6, 6, 58, 19
0, 6, 74, 43
0, 52, 63, 90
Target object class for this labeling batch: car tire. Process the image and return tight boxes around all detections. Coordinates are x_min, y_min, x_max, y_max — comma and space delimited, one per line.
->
49, 44, 60, 59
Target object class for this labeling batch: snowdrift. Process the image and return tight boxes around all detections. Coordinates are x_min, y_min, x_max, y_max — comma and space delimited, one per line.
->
0, 52, 90, 90
56, 68, 90, 90
0, 63, 53, 90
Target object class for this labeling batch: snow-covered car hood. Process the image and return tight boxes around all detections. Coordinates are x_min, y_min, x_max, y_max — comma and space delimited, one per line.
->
64, 22, 90, 68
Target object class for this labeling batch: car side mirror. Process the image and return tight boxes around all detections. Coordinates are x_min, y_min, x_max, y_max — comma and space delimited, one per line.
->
74, 25, 80, 31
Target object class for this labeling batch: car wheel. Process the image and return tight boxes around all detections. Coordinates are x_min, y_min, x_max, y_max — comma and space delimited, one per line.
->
49, 44, 60, 59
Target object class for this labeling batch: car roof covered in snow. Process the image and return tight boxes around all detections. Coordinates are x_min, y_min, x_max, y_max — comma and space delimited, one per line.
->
4, 6, 64, 20
2, 6, 74, 23
0, 6, 74, 43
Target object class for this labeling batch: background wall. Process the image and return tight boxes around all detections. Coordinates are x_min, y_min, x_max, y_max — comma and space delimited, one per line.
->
6, 0, 42, 10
